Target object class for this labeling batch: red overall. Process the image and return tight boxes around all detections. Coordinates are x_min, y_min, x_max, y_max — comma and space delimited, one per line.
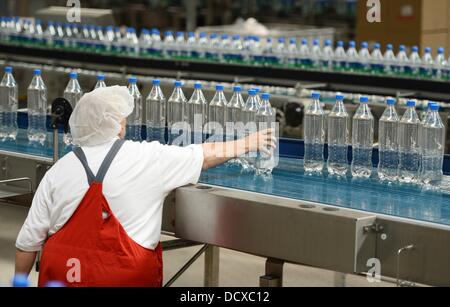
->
38, 140, 163, 287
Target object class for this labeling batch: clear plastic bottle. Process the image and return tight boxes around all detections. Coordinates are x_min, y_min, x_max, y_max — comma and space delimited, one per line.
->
321, 39, 334, 70
139, 28, 152, 55
263, 37, 274, 64
150, 29, 162, 57
94, 74, 106, 89
398, 100, 421, 184
0, 66, 18, 140
310, 39, 321, 68
358, 42, 371, 72
43, 21, 56, 47
208, 84, 227, 142
250, 36, 263, 64
303, 92, 325, 173
241, 89, 259, 170
351, 96, 374, 178
186, 82, 208, 144
273, 37, 286, 65
125, 77, 142, 141
327, 94, 349, 176
378, 98, 399, 182
287, 38, 298, 67
333, 41, 347, 71
253, 87, 262, 108
196, 32, 208, 59
162, 31, 175, 58
256, 93, 277, 175
370, 43, 384, 74
207, 33, 220, 61
433, 47, 447, 79
27, 69, 47, 143
226, 85, 245, 141
220, 34, 231, 62
175, 31, 186, 58
395, 45, 409, 75
420, 47, 434, 78
346, 41, 359, 71
63, 72, 83, 109
408, 46, 422, 76
124, 27, 139, 55
146, 79, 166, 144
167, 80, 187, 145
54, 22, 65, 48
186, 32, 197, 59
419, 103, 445, 188
299, 38, 311, 67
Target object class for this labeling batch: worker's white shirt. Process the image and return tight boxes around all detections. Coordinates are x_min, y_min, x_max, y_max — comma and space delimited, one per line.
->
16, 139, 204, 251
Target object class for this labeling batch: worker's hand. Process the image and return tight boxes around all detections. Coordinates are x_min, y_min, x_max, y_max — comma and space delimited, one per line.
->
246, 129, 277, 155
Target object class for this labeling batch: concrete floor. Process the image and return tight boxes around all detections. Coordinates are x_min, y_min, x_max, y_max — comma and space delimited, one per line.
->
0, 203, 394, 287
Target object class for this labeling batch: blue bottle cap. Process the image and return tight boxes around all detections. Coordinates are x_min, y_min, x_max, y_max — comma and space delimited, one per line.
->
399, 45, 406, 51
233, 86, 241, 92
337, 41, 344, 47
232, 34, 241, 40
254, 36, 260, 42
278, 37, 285, 43
374, 43, 380, 49
34, 69, 41, 76
216, 84, 224, 91
45, 281, 65, 287
69, 72, 78, 79
12, 274, 30, 287
174, 80, 183, 87
253, 87, 260, 93
47, 21, 54, 26
97, 74, 105, 81
289, 38, 297, 44
412, 46, 419, 52
199, 32, 207, 38
151, 28, 160, 35
325, 39, 332, 46
301, 38, 308, 45
221, 34, 229, 39
438, 47, 445, 54
428, 101, 435, 108
248, 89, 256, 96
141, 28, 150, 35
128, 76, 137, 84
188, 32, 195, 37
194, 82, 202, 89
425, 47, 431, 53
336, 94, 345, 101
349, 41, 356, 48
311, 92, 321, 99
210, 33, 218, 39
266, 37, 273, 43
165, 31, 173, 36
152, 79, 160, 85
261, 93, 270, 100
106, 26, 114, 31
313, 39, 319, 45
360, 96, 369, 103
4, 66, 13, 73
386, 98, 396, 105
176, 31, 184, 37
406, 100, 416, 107
361, 42, 369, 48
35, 19, 42, 25
430, 103, 440, 111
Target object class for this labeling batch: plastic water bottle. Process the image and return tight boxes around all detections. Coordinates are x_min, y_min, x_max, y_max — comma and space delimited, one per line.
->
124, 27, 139, 55
12, 274, 30, 287
162, 31, 175, 58
175, 31, 186, 57
186, 82, 208, 144
433, 47, 447, 79
263, 37, 274, 64
287, 38, 298, 67
208, 84, 227, 142
303, 92, 325, 173
252, 87, 262, 109
370, 43, 384, 74
186, 32, 197, 59
207, 33, 220, 61
63, 23, 73, 48
321, 39, 334, 70
420, 47, 434, 78
299, 38, 311, 67
125, 77, 142, 141
408, 46, 422, 76
351, 96, 374, 178
226, 85, 245, 141
310, 39, 321, 68
327, 94, 349, 176
167, 80, 187, 145
334, 41, 347, 71
395, 45, 409, 74
196, 32, 208, 59
146, 79, 166, 144
256, 93, 277, 175
54, 22, 65, 48
358, 42, 371, 72
273, 37, 286, 65
43, 21, 56, 47
346, 41, 359, 71
94, 74, 106, 89
419, 103, 445, 188
250, 36, 264, 64
139, 28, 151, 55
398, 100, 421, 184
150, 29, 162, 57
63, 72, 83, 109
378, 98, 399, 182
220, 34, 231, 62
27, 69, 47, 143
241, 89, 259, 170
0, 66, 18, 140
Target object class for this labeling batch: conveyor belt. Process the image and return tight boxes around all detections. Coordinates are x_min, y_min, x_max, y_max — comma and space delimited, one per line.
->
199, 159, 450, 227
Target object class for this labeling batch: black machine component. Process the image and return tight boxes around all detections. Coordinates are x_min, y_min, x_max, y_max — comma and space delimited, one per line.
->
51, 97, 73, 133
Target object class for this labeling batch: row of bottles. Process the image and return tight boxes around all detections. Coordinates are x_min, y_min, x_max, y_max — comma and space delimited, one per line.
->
2, 17, 449, 81
304, 93, 446, 189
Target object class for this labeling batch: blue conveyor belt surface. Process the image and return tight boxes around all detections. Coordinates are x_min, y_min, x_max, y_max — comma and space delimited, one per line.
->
200, 159, 450, 227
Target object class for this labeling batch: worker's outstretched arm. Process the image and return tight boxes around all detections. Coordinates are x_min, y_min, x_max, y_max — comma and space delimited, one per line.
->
15, 249, 37, 276
201, 129, 276, 170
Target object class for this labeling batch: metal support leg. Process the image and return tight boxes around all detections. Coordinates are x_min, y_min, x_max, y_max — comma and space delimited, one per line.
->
260, 258, 284, 287
334, 272, 347, 287
204, 245, 220, 287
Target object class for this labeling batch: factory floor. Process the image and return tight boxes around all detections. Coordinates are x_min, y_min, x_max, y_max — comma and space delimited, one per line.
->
0, 203, 394, 287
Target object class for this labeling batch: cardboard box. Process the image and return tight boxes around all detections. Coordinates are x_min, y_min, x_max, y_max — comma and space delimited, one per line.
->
421, 0, 448, 31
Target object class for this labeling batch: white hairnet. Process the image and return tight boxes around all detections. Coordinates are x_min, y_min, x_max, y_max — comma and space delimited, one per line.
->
69, 86, 134, 147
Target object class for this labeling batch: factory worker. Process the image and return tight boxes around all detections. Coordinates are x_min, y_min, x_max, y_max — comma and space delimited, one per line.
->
15, 85, 276, 287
